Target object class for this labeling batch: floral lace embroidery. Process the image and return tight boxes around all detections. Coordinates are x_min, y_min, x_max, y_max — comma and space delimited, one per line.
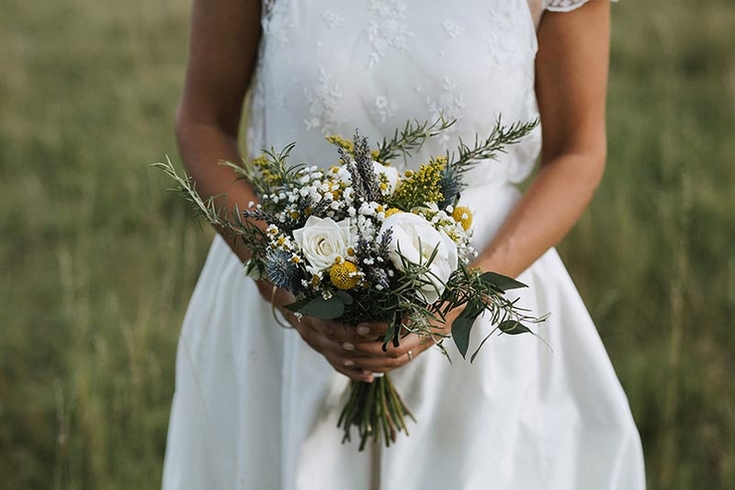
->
426, 76, 466, 148
375, 96, 398, 123
322, 10, 344, 29
304, 69, 343, 135
367, 0, 414, 68
441, 20, 464, 39
262, 0, 293, 45
487, 3, 530, 68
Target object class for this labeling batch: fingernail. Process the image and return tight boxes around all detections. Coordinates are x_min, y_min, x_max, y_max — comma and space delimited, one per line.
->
356, 325, 371, 336
343, 359, 355, 367
342, 342, 355, 351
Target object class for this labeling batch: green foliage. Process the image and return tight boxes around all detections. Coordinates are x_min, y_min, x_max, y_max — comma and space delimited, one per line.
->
374, 116, 455, 163
439, 117, 538, 208
479, 271, 528, 291
1, 0, 734, 488
294, 295, 347, 320
444, 268, 545, 360
230, 143, 303, 199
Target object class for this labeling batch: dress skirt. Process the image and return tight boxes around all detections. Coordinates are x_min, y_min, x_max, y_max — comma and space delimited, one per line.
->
162, 181, 645, 489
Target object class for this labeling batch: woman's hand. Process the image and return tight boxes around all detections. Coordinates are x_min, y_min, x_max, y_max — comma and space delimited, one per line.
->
256, 280, 443, 382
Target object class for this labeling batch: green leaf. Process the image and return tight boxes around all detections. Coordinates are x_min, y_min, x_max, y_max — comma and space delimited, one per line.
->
333, 290, 354, 305
479, 272, 527, 291
498, 320, 532, 335
462, 298, 485, 318
283, 298, 311, 313
296, 296, 345, 320
451, 312, 477, 359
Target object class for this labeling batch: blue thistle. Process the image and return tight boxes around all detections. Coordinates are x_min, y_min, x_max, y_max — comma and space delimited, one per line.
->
266, 249, 302, 292
438, 163, 465, 209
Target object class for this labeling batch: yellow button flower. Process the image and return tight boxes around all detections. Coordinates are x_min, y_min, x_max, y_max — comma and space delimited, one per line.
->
330, 258, 359, 290
452, 206, 473, 231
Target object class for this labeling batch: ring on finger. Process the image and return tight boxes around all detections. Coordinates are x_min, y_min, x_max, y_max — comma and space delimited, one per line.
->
407, 350, 413, 361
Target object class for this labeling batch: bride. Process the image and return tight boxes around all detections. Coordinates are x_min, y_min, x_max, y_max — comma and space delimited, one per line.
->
162, 0, 646, 488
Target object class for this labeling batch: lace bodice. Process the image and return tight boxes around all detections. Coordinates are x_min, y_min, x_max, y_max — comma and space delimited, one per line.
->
247, 0, 599, 186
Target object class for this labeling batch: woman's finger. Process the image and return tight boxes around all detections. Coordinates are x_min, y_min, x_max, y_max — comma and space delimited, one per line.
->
309, 320, 389, 344
348, 335, 436, 372
345, 355, 408, 373
321, 350, 375, 382
349, 333, 432, 356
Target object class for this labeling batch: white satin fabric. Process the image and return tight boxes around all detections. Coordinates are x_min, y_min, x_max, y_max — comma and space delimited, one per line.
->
163, 0, 645, 488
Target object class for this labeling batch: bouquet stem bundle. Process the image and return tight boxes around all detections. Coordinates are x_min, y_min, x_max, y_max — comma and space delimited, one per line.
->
339, 376, 414, 450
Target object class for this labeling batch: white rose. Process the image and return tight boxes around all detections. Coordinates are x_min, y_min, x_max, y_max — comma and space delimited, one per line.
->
293, 216, 354, 271
379, 212, 458, 304
372, 161, 400, 194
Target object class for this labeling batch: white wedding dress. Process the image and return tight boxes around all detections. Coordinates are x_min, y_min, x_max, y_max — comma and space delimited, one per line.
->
162, 0, 645, 489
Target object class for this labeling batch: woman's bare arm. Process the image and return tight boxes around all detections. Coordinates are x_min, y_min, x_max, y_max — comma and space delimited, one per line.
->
475, 1, 611, 277
176, 0, 262, 261
178, 0, 383, 381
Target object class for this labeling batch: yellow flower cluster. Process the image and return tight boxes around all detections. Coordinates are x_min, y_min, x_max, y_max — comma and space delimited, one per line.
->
252, 154, 281, 187
391, 156, 446, 208
329, 257, 360, 290
325, 135, 354, 154
326, 135, 382, 162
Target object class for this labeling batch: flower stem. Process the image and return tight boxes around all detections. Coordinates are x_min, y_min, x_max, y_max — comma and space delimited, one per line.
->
338, 374, 414, 451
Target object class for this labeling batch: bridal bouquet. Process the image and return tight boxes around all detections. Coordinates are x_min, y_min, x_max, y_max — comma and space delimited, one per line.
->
156, 117, 544, 450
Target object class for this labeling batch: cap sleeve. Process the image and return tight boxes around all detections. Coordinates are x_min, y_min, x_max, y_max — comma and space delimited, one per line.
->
543, 0, 617, 12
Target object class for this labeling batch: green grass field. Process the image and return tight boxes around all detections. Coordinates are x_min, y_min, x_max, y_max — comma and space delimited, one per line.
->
1, 0, 733, 488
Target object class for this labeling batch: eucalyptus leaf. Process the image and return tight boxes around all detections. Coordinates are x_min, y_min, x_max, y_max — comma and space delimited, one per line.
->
451, 312, 477, 359
498, 320, 532, 335
479, 272, 527, 291
333, 290, 354, 305
463, 298, 485, 318
283, 298, 311, 313
297, 296, 345, 320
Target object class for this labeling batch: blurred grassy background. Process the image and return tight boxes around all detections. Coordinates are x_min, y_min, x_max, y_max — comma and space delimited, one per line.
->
0, 0, 733, 488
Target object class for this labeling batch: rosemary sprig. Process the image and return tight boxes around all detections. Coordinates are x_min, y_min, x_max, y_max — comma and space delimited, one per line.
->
375, 116, 455, 163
